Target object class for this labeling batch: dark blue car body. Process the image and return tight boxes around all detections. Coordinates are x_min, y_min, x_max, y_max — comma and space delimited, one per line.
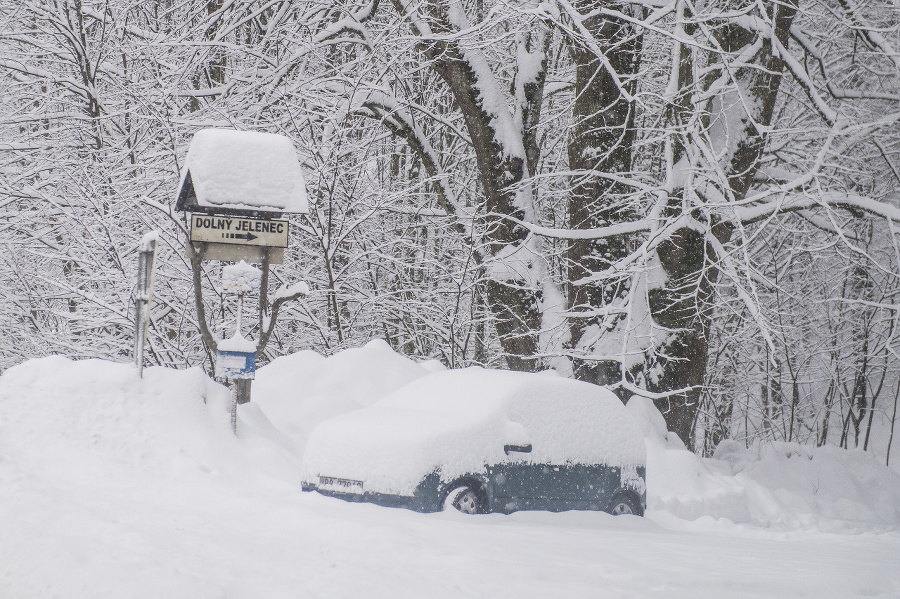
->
303, 463, 646, 515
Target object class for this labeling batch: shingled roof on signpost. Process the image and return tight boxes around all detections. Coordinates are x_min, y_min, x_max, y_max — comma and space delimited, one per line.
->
175, 128, 308, 217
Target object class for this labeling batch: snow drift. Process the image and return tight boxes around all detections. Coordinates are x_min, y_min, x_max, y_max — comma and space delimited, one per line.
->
0, 343, 898, 533
626, 396, 900, 529
1, 346, 899, 599
0, 356, 298, 489
251, 339, 437, 453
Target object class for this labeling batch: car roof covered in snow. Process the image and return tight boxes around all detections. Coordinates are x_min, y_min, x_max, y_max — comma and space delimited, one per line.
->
175, 128, 308, 214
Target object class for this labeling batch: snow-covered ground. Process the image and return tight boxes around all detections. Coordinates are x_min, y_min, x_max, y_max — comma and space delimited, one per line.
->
1, 342, 899, 598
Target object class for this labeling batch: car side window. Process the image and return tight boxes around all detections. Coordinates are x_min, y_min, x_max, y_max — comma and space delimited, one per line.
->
505, 395, 600, 465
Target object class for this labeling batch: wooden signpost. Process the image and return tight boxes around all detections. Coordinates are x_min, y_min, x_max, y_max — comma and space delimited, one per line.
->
174, 129, 309, 433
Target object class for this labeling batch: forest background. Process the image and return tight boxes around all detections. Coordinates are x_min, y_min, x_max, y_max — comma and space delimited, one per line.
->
1, 0, 899, 461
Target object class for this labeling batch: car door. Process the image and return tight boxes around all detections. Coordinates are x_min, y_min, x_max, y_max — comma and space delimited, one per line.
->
488, 416, 573, 511
488, 446, 549, 512
497, 455, 606, 511
501, 396, 614, 511
543, 463, 621, 509
537, 414, 617, 509
483, 420, 542, 511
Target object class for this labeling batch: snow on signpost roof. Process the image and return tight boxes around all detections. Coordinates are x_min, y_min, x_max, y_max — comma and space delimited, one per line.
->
176, 128, 308, 214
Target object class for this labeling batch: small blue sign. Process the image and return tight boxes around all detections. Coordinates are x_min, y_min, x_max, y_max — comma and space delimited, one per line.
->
215, 350, 256, 380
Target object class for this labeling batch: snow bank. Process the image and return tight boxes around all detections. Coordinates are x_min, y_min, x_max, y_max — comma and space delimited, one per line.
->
0, 356, 298, 489
301, 368, 646, 496
3, 345, 898, 534
251, 339, 433, 452
180, 128, 308, 213
2, 348, 899, 599
626, 396, 900, 530
378, 368, 646, 469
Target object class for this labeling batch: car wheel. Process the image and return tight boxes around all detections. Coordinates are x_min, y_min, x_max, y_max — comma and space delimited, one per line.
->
444, 485, 484, 514
606, 493, 642, 516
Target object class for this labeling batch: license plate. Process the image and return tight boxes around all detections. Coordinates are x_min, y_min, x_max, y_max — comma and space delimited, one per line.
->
319, 476, 364, 493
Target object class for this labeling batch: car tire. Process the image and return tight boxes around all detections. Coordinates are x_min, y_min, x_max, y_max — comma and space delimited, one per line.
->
444, 485, 485, 514
606, 493, 643, 516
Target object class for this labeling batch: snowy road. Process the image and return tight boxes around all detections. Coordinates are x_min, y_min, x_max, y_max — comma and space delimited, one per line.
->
3, 472, 898, 599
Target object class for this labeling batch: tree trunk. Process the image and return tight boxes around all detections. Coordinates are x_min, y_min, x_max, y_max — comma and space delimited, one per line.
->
566, 1, 642, 390
645, 0, 797, 445
405, 0, 544, 370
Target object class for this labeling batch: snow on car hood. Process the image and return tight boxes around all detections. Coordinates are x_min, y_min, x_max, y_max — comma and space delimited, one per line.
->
301, 368, 646, 497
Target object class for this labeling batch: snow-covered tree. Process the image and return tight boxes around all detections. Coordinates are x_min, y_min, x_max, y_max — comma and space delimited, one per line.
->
2, 0, 899, 457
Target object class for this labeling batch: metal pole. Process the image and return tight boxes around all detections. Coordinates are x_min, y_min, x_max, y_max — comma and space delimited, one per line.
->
134, 234, 158, 378
230, 382, 238, 434
134, 301, 146, 377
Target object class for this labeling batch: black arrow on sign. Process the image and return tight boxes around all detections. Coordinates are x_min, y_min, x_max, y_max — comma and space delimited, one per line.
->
232, 232, 258, 241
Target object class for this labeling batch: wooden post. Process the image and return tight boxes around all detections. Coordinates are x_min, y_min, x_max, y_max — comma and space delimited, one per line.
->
236, 379, 252, 405
258, 245, 271, 362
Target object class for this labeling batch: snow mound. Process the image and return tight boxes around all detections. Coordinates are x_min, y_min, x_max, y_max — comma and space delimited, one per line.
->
625, 395, 669, 442
376, 367, 646, 468
0, 357, 297, 488
626, 396, 900, 530
252, 339, 433, 452
301, 367, 646, 496
222, 260, 262, 293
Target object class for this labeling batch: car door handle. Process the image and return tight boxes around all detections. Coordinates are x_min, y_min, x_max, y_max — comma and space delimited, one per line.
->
504, 444, 532, 455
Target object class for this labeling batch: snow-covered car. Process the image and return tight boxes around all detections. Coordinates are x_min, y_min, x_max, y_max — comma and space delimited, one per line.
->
300, 368, 647, 515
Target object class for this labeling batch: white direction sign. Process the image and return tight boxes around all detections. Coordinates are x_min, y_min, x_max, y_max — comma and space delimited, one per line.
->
190, 214, 289, 248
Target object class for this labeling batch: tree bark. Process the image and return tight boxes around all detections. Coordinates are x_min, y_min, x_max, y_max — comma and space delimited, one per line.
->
396, 0, 544, 370
646, 0, 798, 445
565, 1, 643, 390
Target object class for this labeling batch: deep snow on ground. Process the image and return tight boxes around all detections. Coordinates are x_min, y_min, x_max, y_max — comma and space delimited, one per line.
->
627, 396, 900, 530
1, 344, 899, 598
